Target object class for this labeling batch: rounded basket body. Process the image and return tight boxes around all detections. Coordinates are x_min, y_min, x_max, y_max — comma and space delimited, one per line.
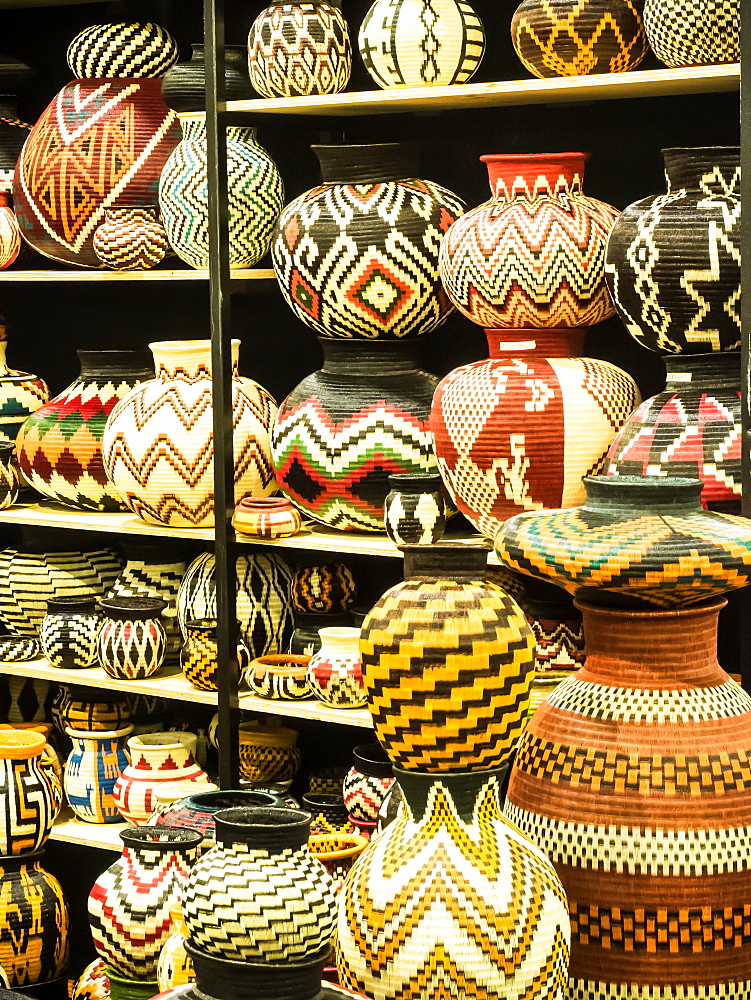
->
0, 338, 49, 447
176, 550, 293, 658
0, 731, 61, 853
0, 851, 69, 987
72, 958, 109, 1000
0, 535, 122, 637
40, 596, 101, 669
511, 0, 647, 78
384, 473, 446, 545
96, 598, 168, 680
13, 79, 180, 268
232, 497, 301, 538
360, 542, 535, 771
306, 627, 366, 708
93, 207, 169, 271
16, 350, 155, 512
248, 2, 351, 97
53, 686, 130, 734
243, 654, 313, 700
66, 22, 179, 79
158, 119, 284, 270
505, 598, 751, 998
605, 146, 741, 355
337, 767, 570, 1000
342, 744, 394, 823
272, 143, 465, 340
88, 827, 203, 979
430, 329, 639, 537
495, 475, 751, 608
112, 732, 210, 824
358, 0, 484, 88
0, 194, 20, 269
272, 340, 440, 532
63, 726, 133, 823
182, 807, 337, 963
180, 619, 250, 692
157, 907, 193, 992
292, 564, 356, 613
643, 0, 739, 68
103, 340, 278, 527
238, 723, 302, 783
607, 352, 741, 511
440, 152, 618, 329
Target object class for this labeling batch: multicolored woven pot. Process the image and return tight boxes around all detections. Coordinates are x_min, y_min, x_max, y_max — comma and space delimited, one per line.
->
150, 788, 293, 848
272, 143, 465, 340
495, 475, 751, 608
0, 532, 122, 637
0, 730, 61, 854
292, 563, 356, 613
342, 744, 394, 823
71, 958, 109, 1000
0, 332, 48, 447
16, 350, 155, 512
232, 496, 302, 538
384, 473, 446, 545
505, 597, 751, 999
643, 0, 739, 67
248, 1, 351, 97
0, 193, 20, 269
177, 550, 293, 659
361, 542, 535, 771
307, 627, 367, 708
63, 725, 133, 823
605, 146, 741, 354
607, 352, 741, 512
66, 22, 179, 78
337, 766, 570, 1000
13, 79, 180, 268
103, 340, 278, 527
309, 832, 368, 892
430, 329, 639, 537
96, 597, 168, 680
358, 0, 484, 87
157, 905, 193, 992
0, 850, 69, 986
40, 596, 101, 669
89, 827, 203, 979
158, 119, 284, 270
439, 152, 618, 330
112, 732, 210, 825
301, 792, 352, 834
52, 685, 130, 733
182, 806, 337, 963
511, 0, 647, 77
244, 654, 314, 700
93, 206, 170, 271
272, 339, 440, 531
180, 619, 251, 692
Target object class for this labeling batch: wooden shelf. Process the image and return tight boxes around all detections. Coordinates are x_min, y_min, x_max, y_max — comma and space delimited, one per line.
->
0, 655, 373, 727
208, 64, 739, 119
0, 268, 276, 283
49, 809, 127, 852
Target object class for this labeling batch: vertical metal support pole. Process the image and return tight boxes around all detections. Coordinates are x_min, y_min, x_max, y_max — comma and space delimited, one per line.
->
740, 0, 751, 689
204, 0, 240, 786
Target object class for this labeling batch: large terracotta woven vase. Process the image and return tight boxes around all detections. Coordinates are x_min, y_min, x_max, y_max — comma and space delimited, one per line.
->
13, 23, 181, 268
16, 350, 155, 512
511, 0, 647, 78
358, 0, 485, 88
102, 340, 278, 527
272, 339, 441, 532
337, 766, 571, 1000
504, 598, 751, 999
360, 541, 535, 772
439, 152, 618, 331
430, 329, 639, 538
272, 143, 466, 340
607, 352, 741, 512
605, 146, 741, 355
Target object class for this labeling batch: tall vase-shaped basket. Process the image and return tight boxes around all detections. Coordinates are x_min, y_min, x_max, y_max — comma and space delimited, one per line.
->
13, 22, 181, 268
64, 725, 133, 823
102, 340, 278, 527
0, 729, 61, 854
272, 339, 442, 532
16, 350, 155, 512
88, 827, 203, 979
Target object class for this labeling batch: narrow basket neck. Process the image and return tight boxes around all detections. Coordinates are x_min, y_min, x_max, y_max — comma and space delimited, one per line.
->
319, 337, 423, 374
214, 806, 311, 851
482, 152, 587, 201
402, 542, 490, 581
312, 142, 419, 184
663, 146, 740, 192
150, 339, 240, 379
187, 940, 330, 1000
581, 475, 704, 514
485, 328, 586, 358
75, 350, 155, 382
664, 351, 740, 389
178, 117, 257, 145
394, 766, 508, 824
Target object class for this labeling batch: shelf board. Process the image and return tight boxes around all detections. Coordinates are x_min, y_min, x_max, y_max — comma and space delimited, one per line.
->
0, 268, 276, 283
49, 809, 127, 851
0, 655, 373, 726
211, 64, 739, 118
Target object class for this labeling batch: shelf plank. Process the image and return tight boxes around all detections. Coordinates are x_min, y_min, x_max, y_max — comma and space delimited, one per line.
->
49, 809, 127, 851
0, 655, 373, 727
0, 268, 276, 283
210, 64, 739, 118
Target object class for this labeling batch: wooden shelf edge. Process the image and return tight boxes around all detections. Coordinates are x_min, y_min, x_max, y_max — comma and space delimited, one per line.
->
0, 268, 276, 282
49, 810, 127, 851
209, 64, 740, 118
